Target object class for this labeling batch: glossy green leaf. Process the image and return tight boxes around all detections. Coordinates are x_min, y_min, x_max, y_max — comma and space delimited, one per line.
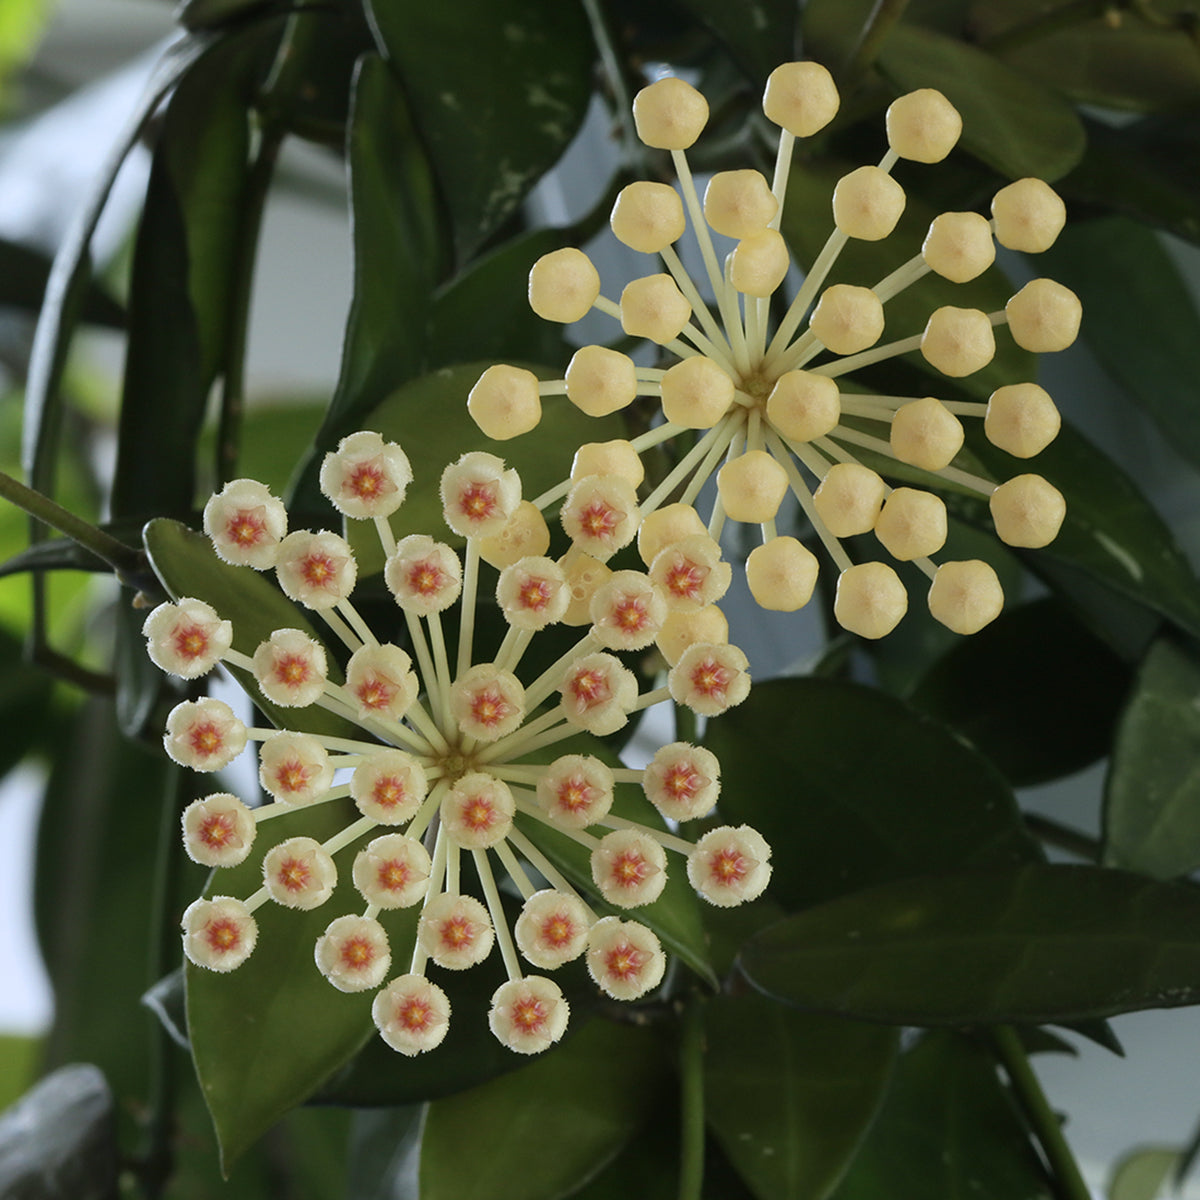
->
879, 25, 1086, 181
417, 1020, 669, 1200
143, 518, 359, 739
705, 995, 898, 1200
0, 237, 122, 326
1109, 1147, 1181, 1200
969, 421, 1200, 642
741, 863, 1200, 1024
186, 798, 418, 1171
1040, 217, 1200, 472
909, 598, 1130, 787
830, 1031, 1053, 1200
366, 0, 593, 260
801, 0, 971, 61
1104, 637, 1200, 879
782, 161, 1032, 402
706, 677, 1039, 911
112, 27, 268, 522
306, 54, 445, 480
674, 0, 797, 85
348, 363, 623, 576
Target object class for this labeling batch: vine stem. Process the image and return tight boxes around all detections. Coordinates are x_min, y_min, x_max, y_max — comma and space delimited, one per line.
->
991, 1025, 1092, 1200
677, 991, 706, 1200
842, 0, 912, 85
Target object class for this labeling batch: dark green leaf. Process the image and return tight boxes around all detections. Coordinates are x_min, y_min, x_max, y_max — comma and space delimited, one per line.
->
186, 798, 418, 1171
0, 237, 122, 326
0, 1065, 117, 1200
675, 0, 797, 85
366, 0, 594, 260
0, 622, 54, 776
706, 677, 1040, 910
417, 1020, 669, 1200
1040, 217, 1200, 473
705, 996, 898, 1200
741, 863, 1200, 1024
179, 0, 275, 31
1104, 637, 1200, 879
112, 27, 266, 522
782, 160, 1032, 402
143, 518, 359, 739
909, 598, 1130, 787
347, 1108, 424, 1200
0, 524, 143, 578
347, 363, 624, 577
879, 25, 1086, 181
801, 0, 972, 65
830, 1032, 1053, 1200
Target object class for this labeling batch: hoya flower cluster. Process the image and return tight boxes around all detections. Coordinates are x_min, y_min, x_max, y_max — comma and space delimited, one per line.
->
469, 62, 1078, 640
150, 431, 768, 1056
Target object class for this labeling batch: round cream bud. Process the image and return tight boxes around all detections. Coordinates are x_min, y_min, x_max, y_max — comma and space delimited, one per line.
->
468, 365, 542, 440
890, 397, 964, 471
922, 211, 995, 283
559, 551, 612, 626
660, 357, 735, 429
875, 488, 948, 560
746, 537, 818, 610
921, 306, 996, 377
832, 166, 906, 241
809, 284, 884, 355
611, 181, 686, 253
620, 275, 692, 344
633, 76, 709, 149
991, 178, 1066, 253
637, 503, 708, 565
763, 60, 840, 136
834, 561, 908, 639
990, 474, 1066, 547
1005, 279, 1082, 353
572, 439, 644, 488
478, 500, 551, 569
728, 230, 790, 296
928, 559, 1004, 634
528, 248, 600, 323
886, 88, 962, 162
565, 345, 637, 417
657, 605, 728, 666
813, 462, 886, 536
985, 383, 1060, 458
704, 170, 778, 239
766, 371, 840, 442
717, 450, 789, 523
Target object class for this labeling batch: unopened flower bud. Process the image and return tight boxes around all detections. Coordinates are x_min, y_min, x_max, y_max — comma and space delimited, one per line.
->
1005, 279, 1082, 353
657, 605, 729, 666
834, 562, 908, 639
890, 397, 964, 471
571, 440, 644, 488
610, 181, 686, 252
660, 357, 734, 429
704, 170, 777, 239
728, 229, 790, 296
813, 462, 886, 537
922, 211, 995, 282
921, 306, 995, 377
762, 60, 839, 136
992, 178, 1066, 252
717, 450, 788, 523
766, 371, 840, 442
633, 76, 708, 150
833, 166, 905, 241
927, 559, 1004, 634
875, 488, 948, 560
985, 383, 1060, 458
468, 365, 542, 440
745, 537, 819, 611
621, 275, 692, 344
886, 88, 962, 162
528, 247, 599, 323
990, 474, 1066, 547
809, 284, 884, 355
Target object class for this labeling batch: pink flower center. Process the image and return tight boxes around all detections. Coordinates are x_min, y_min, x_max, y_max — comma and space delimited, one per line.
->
579, 501, 620, 539
469, 687, 511, 728
227, 508, 266, 546
613, 597, 649, 632
172, 624, 209, 660
372, 777, 406, 810
399, 997, 432, 1031
556, 777, 592, 815
301, 554, 338, 588
519, 579, 552, 611
611, 851, 650, 888
512, 996, 547, 1033
605, 941, 646, 981
275, 654, 312, 687
462, 797, 497, 832
664, 763, 701, 800
440, 916, 475, 950
356, 674, 396, 711
340, 936, 375, 969
189, 722, 224, 757
711, 847, 748, 884
409, 562, 446, 596
379, 860, 411, 891
277, 857, 311, 891
275, 759, 311, 794
458, 483, 498, 523
199, 814, 234, 848
570, 668, 609, 706
205, 918, 241, 952
690, 658, 730, 700
541, 914, 576, 948
345, 459, 394, 502
665, 561, 704, 600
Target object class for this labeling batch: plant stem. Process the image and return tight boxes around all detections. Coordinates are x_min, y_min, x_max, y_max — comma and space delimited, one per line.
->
978, 0, 1112, 53
677, 991, 706, 1200
991, 1025, 1092, 1200
0, 470, 143, 581
842, 0, 911, 86
579, 0, 639, 155
1023, 814, 1101, 863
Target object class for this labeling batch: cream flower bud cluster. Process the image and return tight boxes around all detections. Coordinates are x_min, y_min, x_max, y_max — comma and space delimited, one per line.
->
149, 439, 769, 1057
470, 60, 1078, 641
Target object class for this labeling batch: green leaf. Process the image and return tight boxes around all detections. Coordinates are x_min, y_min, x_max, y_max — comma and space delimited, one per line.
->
0, 622, 55, 777
781, 160, 1033, 402
347, 363, 624, 577
0, 237, 122, 326
879, 25, 1086, 181
1109, 1147, 1181, 1200
706, 677, 1039, 911
969, 421, 1200, 643
0, 1035, 40, 1112
143, 518, 359, 739
830, 1031, 1053, 1200
306, 54, 445, 475
1103, 637, 1200, 879
1039, 217, 1200, 473
112, 27, 269, 522
909, 598, 1131, 787
740, 863, 1200, 1024
366, 0, 594, 261
674, 0, 797, 85
186, 798, 419, 1171
704, 996, 898, 1200
416, 1020, 669, 1200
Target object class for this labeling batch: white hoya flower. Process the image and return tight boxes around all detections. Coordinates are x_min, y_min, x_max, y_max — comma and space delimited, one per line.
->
488, 976, 570, 1055
315, 914, 392, 993
643, 743, 720, 822
345, 643, 419, 722
143, 598, 231, 679
251, 628, 329, 708
449, 665, 526, 742
591, 829, 668, 909
181, 793, 256, 868
319, 430, 413, 519
558, 653, 638, 736
257, 731, 334, 806
262, 837, 337, 909
417, 893, 495, 970
496, 556, 569, 630
586, 916, 666, 1001
275, 530, 357, 609
440, 773, 516, 850
514, 890, 591, 970
668, 643, 751, 716
560, 475, 640, 562
589, 570, 667, 652
687, 825, 773, 907
352, 834, 431, 909
350, 750, 427, 825
182, 896, 258, 972
535, 754, 614, 829
373, 974, 451, 1056
203, 479, 287, 569
440, 451, 521, 540
163, 698, 247, 771
384, 535, 463, 614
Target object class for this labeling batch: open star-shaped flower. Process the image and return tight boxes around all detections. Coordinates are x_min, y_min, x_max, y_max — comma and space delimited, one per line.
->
152, 433, 766, 1056
469, 61, 1078, 640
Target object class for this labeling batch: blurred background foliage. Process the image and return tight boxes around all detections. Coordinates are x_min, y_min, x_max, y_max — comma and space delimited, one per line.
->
5, 0, 1200, 1197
